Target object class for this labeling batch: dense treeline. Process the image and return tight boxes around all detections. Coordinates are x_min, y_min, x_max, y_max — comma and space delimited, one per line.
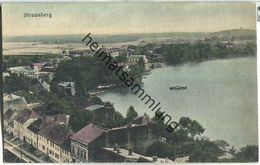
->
3, 55, 58, 71
3, 73, 39, 94
129, 40, 256, 65
155, 41, 256, 65
52, 55, 144, 96
147, 116, 258, 162
52, 56, 121, 95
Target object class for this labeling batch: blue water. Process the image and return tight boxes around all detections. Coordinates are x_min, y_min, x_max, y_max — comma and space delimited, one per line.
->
99, 57, 258, 148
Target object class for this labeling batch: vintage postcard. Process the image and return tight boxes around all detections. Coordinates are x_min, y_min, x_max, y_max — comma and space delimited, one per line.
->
1, 2, 258, 163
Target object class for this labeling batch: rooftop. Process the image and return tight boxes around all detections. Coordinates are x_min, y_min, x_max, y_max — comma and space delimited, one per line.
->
85, 104, 104, 111
45, 114, 69, 123
131, 116, 151, 126
128, 55, 146, 59
58, 82, 75, 88
71, 123, 105, 144
4, 109, 17, 120
3, 94, 26, 102
39, 124, 73, 146
27, 117, 56, 134
14, 109, 39, 124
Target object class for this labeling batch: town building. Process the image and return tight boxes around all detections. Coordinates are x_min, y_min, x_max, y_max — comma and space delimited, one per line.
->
38, 124, 73, 163
13, 109, 39, 141
85, 104, 115, 127
40, 62, 56, 73
27, 117, 56, 149
104, 48, 120, 57
30, 80, 50, 94
106, 115, 156, 154
37, 72, 54, 83
31, 63, 44, 72
44, 114, 70, 126
130, 115, 151, 126
3, 94, 27, 113
57, 82, 76, 96
3, 72, 10, 80
127, 55, 148, 65
3, 109, 18, 135
7, 66, 36, 78
70, 123, 105, 162
27, 114, 70, 149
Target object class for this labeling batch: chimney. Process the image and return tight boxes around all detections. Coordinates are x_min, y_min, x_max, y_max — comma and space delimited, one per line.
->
128, 148, 133, 155
152, 156, 158, 162
165, 157, 169, 163
113, 143, 118, 151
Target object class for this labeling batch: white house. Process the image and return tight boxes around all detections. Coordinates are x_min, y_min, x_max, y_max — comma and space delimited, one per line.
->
127, 55, 148, 65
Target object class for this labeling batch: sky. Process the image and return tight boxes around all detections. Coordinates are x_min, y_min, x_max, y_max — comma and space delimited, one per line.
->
2, 2, 256, 37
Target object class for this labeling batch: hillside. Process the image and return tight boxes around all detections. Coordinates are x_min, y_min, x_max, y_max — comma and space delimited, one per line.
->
208, 29, 256, 40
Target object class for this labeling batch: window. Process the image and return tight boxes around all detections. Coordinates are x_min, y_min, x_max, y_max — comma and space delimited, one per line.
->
55, 153, 59, 159
43, 145, 45, 150
82, 151, 85, 159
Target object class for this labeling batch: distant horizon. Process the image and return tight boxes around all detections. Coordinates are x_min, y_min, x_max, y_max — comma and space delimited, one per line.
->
3, 2, 256, 37
3, 28, 256, 38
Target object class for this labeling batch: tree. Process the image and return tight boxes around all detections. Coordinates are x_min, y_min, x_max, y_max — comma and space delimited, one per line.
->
189, 120, 205, 138
112, 111, 126, 127
189, 141, 223, 162
179, 117, 205, 138
137, 58, 145, 73
126, 106, 138, 123
214, 140, 230, 153
69, 110, 93, 131
146, 141, 176, 160
90, 96, 103, 105
3, 73, 35, 93
179, 117, 192, 128
233, 145, 258, 162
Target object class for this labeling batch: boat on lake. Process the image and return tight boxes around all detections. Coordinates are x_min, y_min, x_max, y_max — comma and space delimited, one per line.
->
169, 85, 187, 90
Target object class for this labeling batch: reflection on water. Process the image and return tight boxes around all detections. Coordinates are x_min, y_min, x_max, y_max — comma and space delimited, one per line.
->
99, 57, 258, 148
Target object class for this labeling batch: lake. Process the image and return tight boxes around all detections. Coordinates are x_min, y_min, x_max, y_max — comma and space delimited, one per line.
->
99, 57, 258, 148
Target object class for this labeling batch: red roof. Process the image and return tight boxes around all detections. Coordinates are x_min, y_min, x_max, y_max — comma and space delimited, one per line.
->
39, 72, 51, 75
71, 123, 105, 144
33, 63, 44, 67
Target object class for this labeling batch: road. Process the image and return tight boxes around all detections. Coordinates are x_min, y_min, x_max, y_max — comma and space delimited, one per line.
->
4, 139, 46, 163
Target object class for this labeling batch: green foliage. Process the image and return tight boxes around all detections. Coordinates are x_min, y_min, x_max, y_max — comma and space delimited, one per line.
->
126, 106, 138, 123
214, 140, 230, 153
110, 111, 126, 128
52, 56, 123, 96
233, 145, 258, 162
146, 141, 176, 160
69, 109, 93, 131
154, 41, 256, 65
13, 91, 44, 103
189, 141, 224, 162
114, 55, 127, 63
3, 55, 57, 71
90, 96, 104, 105
3, 73, 38, 93
179, 117, 205, 138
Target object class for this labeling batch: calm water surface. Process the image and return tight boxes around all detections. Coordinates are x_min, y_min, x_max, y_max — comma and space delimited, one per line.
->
99, 57, 258, 148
